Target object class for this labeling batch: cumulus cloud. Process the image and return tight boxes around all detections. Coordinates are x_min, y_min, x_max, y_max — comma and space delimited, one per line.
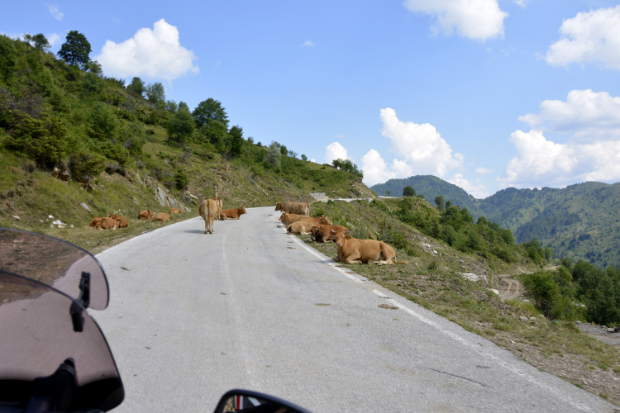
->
302, 40, 315, 47
47, 5, 63, 21
95, 19, 199, 82
360, 108, 464, 186
403, 0, 508, 40
545, 6, 620, 69
448, 174, 490, 198
324, 142, 350, 164
475, 167, 494, 174
519, 89, 620, 142
499, 129, 620, 187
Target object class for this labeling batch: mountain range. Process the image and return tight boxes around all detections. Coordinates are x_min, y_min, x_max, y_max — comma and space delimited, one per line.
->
372, 176, 620, 268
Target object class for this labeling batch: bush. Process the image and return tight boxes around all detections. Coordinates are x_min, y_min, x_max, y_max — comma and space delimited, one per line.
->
174, 169, 189, 190
5, 112, 68, 167
69, 150, 106, 183
89, 102, 117, 140
97, 141, 129, 165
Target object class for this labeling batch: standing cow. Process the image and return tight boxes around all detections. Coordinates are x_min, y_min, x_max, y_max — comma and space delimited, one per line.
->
199, 199, 221, 234
275, 202, 311, 216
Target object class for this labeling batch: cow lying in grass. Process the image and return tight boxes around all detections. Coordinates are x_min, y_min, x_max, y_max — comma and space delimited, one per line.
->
169, 207, 183, 216
331, 231, 396, 265
310, 225, 349, 243
220, 207, 247, 220
281, 213, 332, 226
153, 213, 171, 223
109, 214, 128, 228
89, 217, 119, 230
138, 210, 155, 220
287, 216, 332, 234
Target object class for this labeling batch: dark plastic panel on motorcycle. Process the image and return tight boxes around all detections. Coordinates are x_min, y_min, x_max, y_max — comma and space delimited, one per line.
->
0, 272, 123, 411
0, 228, 109, 310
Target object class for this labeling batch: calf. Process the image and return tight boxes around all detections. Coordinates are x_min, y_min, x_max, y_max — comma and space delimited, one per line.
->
332, 232, 396, 265
109, 214, 128, 228
153, 213, 171, 223
310, 225, 349, 243
138, 210, 155, 220
220, 207, 247, 220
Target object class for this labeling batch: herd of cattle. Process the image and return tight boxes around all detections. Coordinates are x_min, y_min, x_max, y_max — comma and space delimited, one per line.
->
89, 207, 184, 230
199, 200, 398, 265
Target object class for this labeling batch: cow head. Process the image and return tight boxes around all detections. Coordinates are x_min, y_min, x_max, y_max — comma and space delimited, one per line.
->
240, 207, 247, 215
279, 213, 288, 222
275, 202, 282, 211
310, 226, 320, 241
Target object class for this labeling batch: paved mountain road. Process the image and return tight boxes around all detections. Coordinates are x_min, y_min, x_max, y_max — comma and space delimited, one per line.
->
94, 207, 615, 412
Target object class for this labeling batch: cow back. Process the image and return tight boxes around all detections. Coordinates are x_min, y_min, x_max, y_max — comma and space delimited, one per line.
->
109, 214, 129, 228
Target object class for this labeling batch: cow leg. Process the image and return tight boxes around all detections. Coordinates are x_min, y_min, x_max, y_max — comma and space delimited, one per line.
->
345, 252, 362, 264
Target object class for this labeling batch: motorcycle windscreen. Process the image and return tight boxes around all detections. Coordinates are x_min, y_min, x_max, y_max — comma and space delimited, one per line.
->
0, 272, 123, 411
0, 228, 109, 310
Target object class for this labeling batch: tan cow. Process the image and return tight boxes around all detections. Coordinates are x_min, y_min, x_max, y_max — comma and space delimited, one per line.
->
310, 225, 349, 243
275, 202, 310, 216
287, 216, 332, 234
138, 210, 155, 220
109, 214, 128, 228
332, 232, 396, 265
220, 207, 247, 220
90, 217, 104, 228
199, 199, 220, 234
169, 207, 183, 216
153, 213, 171, 223
91, 217, 119, 230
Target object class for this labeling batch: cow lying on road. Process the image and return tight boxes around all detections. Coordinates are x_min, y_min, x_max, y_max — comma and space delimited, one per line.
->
220, 207, 247, 220
332, 231, 396, 265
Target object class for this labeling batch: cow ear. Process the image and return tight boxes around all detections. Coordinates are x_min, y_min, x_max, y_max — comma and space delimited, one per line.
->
345, 234, 352, 239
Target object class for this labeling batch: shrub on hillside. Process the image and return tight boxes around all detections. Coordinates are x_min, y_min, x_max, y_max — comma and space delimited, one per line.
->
69, 150, 106, 183
174, 169, 189, 190
5, 112, 68, 167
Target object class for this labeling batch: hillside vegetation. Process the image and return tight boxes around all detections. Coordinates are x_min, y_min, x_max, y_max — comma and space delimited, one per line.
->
0, 33, 372, 249
373, 176, 620, 268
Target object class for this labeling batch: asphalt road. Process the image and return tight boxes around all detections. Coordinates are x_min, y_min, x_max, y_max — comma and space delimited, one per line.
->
94, 207, 616, 413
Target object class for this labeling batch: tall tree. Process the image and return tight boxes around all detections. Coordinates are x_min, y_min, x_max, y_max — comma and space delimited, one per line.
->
127, 77, 145, 97
58, 31, 91, 69
166, 106, 195, 144
202, 120, 228, 152
192, 98, 229, 128
145, 83, 165, 108
435, 195, 445, 212
229, 125, 244, 158
24, 34, 50, 51
403, 185, 416, 197
265, 142, 281, 169
0, 35, 17, 83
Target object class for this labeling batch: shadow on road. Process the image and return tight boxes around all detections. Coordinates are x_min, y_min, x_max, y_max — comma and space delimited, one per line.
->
184, 229, 204, 234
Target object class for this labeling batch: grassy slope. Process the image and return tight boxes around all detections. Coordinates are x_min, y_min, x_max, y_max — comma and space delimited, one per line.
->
301, 199, 620, 405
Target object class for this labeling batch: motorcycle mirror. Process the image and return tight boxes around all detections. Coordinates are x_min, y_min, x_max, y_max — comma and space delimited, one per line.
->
0, 228, 109, 310
213, 389, 311, 413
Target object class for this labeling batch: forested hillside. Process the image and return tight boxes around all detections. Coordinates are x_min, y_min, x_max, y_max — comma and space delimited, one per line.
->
0, 33, 373, 240
372, 176, 620, 268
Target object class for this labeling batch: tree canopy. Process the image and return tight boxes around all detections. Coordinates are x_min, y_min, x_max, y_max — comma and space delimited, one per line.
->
127, 77, 145, 97
58, 31, 91, 69
403, 185, 415, 197
192, 98, 229, 128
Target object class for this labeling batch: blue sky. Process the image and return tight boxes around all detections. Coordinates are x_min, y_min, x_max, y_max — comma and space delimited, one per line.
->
3, 0, 620, 198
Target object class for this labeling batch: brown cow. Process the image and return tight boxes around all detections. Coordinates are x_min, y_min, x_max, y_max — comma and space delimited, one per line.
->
109, 214, 128, 228
153, 213, 171, 223
220, 207, 247, 220
199, 199, 220, 234
310, 225, 349, 243
169, 207, 183, 216
280, 213, 331, 226
138, 210, 155, 220
332, 232, 396, 265
275, 202, 310, 216
287, 217, 332, 234
91, 217, 119, 230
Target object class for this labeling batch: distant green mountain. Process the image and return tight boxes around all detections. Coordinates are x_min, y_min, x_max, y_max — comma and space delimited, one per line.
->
372, 177, 620, 268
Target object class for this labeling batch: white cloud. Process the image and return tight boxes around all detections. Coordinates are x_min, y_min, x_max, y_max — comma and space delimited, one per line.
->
360, 108, 464, 187
403, 0, 508, 40
95, 19, 199, 82
448, 174, 490, 198
310, 158, 316, 163
545, 6, 620, 69
302, 40, 315, 47
519, 89, 620, 142
514, 0, 528, 8
47, 33, 61, 46
47, 4, 63, 21
324, 142, 350, 164
475, 167, 494, 174
499, 129, 620, 187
